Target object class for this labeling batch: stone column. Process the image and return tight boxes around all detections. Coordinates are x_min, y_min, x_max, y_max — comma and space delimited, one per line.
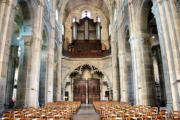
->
56, 61, 62, 101
168, 0, 180, 76
0, 0, 17, 77
16, 35, 31, 107
100, 78, 103, 100
128, 0, 157, 106
117, 28, 128, 102
128, 35, 155, 106
163, 0, 180, 99
46, 0, 56, 103
152, 0, 180, 110
129, 37, 145, 105
0, 0, 6, 33
86, 80, 88, 104
0, 0, 17, 112
56, 33, 63, 101
70, 78, 73, 101
5, 46, 18, 107
25, 0, 44, 107
111, 25, 119, 101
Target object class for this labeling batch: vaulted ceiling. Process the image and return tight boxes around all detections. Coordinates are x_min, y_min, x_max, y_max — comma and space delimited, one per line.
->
65, 0, 109, 15
58, 0, 112, 23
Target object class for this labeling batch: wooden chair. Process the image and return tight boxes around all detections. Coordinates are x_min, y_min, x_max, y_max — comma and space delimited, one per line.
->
172, 110, 180, 120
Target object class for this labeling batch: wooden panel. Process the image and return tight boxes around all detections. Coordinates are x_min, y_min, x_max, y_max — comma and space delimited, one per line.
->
88, 79, 100, 104
73, 40, 101, 52
63, 48, 111, 58
73, 79, 86, 103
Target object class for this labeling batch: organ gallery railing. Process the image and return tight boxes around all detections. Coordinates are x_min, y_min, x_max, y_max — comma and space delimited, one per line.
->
62, 48, 111, 58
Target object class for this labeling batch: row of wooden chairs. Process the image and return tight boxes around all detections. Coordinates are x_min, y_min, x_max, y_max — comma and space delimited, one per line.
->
93, 101, 180, 120
1, 101, 81, 120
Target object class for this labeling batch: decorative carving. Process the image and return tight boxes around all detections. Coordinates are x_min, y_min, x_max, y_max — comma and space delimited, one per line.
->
22, 35, 32, 46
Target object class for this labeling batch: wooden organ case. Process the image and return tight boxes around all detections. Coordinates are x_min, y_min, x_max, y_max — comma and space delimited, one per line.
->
63, 17, 111, 58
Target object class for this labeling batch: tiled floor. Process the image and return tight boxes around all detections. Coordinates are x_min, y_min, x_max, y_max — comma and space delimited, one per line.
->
73, 104, 100, 120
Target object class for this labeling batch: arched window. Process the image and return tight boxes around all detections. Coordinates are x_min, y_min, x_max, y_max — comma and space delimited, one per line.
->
96, 16, 101, 22
47, 0, 52, 8
56, 10, 59, 21
109, 24, 111, 36
72, 17, 76, 23
82, 10, 91, 18
114, 8, 117, 23
62, 25, 64, 35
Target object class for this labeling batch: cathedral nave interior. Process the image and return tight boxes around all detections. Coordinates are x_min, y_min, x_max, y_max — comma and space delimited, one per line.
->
0, 0, 180, 119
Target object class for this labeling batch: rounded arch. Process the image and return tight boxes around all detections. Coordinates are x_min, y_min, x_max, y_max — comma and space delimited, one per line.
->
14, 0, 34, 33
18, 0, 34, 26
139, 0, 153, 34
136, 0, 168, 107
9, 0, 34, 108
133, 0, 154, 38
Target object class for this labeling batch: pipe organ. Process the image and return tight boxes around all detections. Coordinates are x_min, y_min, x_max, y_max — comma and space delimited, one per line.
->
63, 17, 111, 58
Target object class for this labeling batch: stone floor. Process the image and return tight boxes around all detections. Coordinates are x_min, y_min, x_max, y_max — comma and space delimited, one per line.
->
73, 104, 100, 120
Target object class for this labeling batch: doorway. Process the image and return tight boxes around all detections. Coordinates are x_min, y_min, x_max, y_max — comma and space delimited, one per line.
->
88, 78, 100, 104
74, 79, 86, 103
73, 78, 100, 104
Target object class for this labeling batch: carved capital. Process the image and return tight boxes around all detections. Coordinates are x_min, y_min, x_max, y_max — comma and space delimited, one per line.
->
12, 0, 18, 8
141, 32, 150, 44
32, 36, 42, 44
37, 0, 44, 7
51, 26, 55, 30
0, 0, 6, 3
129, 35, 139, 43
141, 38, 149, 44
22, 35, 32, 46
1, 0, 10, 5
1, 0, 17, 8
128, 0, 133, 6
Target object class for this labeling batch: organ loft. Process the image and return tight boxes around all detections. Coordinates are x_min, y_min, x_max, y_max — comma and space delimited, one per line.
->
0, 0, 180, 119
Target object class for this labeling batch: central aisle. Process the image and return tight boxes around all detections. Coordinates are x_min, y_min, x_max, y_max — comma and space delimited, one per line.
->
73, 104, 100, 120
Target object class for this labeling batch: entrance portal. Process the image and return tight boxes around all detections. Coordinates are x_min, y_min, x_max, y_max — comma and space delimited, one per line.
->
73, 79, 86, 103
88, 79, 100, 104
73, 78, 100, 104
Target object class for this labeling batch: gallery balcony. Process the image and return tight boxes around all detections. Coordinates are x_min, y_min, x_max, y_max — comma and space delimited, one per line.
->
62, 49, 111, 58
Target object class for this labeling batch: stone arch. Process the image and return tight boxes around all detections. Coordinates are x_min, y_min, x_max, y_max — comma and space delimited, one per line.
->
18, 0, 34, 23
136, 0, 169, 107
6, 0, 34, 108
63, 63, 111, 83
58, 0, 111, 26
62, 63, 112, 101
